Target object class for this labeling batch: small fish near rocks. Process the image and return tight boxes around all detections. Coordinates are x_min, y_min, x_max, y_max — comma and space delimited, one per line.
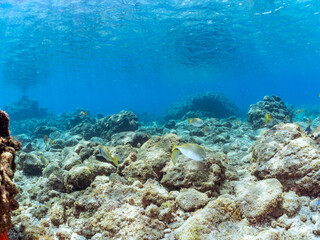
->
171, 142, 206, 165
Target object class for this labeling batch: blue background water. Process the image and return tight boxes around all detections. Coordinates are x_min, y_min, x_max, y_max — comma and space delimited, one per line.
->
0, 0, 320, 116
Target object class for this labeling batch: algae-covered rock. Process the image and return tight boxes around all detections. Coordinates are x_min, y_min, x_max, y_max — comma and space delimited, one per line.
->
247, 95, 293, 129
251, 123, 320, 196
64, 161, 115, 191
18, 152, 45, 175
174, 194, 238, 240
281, 191, 301, 217
176, 188, 209, 212
119, 134, 180, 181
235, 178, 283, 222
141, 179, 170, 208
161, 151, 225, 193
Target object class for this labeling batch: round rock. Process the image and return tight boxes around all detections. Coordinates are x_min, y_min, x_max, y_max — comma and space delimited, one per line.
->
176, 188, 209, 212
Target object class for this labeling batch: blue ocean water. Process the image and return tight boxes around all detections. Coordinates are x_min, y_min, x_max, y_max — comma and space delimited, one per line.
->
0, 0, 320, 116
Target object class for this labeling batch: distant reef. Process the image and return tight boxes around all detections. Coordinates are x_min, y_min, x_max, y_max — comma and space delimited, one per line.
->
4, 95, 51, 121
163, 92, 241, 121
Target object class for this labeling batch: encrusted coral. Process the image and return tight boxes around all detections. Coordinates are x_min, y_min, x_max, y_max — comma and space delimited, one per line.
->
0, 109, 21, 235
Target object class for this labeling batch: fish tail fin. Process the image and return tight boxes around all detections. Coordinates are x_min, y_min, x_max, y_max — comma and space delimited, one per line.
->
187, 117, 190, 124
172, 142, 177, 152
113, 155, 119, 166
265, 114, 268, 124
171, 149, 179, 166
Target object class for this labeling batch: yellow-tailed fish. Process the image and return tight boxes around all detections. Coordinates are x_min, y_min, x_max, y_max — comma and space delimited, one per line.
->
80, 110, 88, 117
171, 143, 206, 165
49, 138, 54, 146
234, 120, 239, 125
40, 155, 48, 166
284, 115, 290, 122
265, 113, 273, 125
203, 126, 209, 135
187, 117, 204, 127
294, 109, 304, 115
44, 135, 48, 147
98, 145, 118, 166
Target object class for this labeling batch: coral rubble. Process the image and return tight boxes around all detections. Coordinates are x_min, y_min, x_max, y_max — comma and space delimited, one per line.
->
6, 99, 320, 239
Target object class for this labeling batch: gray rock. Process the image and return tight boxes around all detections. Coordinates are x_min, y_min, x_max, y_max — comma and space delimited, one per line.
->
63, 155, 81, 171
70, 111, 139, 140
313, 221, 320, 236
51, 138, 65, 149
310, 199, 320, 212
65, 135, 83, 147
22, 142, 34, 153
18, 152, 45, 175
43, 162, 61, 178
176, 188, 209, 211
251, 123, 320, 196
64, 161, 115, 191
236, 178, 283, 222
110, 131, 151, 147
281, 191, 300, 217
34, 126, 59, 138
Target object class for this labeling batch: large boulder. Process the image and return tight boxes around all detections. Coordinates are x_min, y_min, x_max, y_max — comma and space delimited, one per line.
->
251, 123, 320, 196
176, 188, 209, 212
164, 92, 240, 120
247, 95, 293, 129
118, 134, 180, 181
63, 160, 116, 191
18, 153, 46, 176
235, 178, 283, 222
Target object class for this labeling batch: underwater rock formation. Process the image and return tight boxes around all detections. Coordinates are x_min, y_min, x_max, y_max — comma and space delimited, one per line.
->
251, 123, 320, 196
164, 92, 240, 120
18, 153, 45, 176
236, 178, 283, 222
247, 95, 293, 129
9, 110, 320, 239
4, 95, 50, 121
0, 109, 21, 235
0, 110, 10, 137
70, 111, 138, 140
